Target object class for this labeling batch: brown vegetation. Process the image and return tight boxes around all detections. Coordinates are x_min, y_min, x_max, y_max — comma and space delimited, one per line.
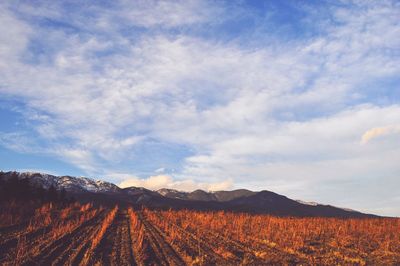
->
149, 209, 400, 265
90, 205, 118, 250
1, 203, 399, 265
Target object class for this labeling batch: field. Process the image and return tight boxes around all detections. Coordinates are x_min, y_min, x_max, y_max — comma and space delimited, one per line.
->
0, 201, 399, 265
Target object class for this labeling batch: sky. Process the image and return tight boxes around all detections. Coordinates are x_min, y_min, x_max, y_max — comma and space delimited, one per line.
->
0, 0, 399, 216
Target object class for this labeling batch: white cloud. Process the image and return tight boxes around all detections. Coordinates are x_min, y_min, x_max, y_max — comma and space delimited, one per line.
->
0, 132, 40, 154
121, 0, 224, 28
155, 167, 165, 173
120, 175, 172, 190
180, 105, 400, 210
56, 148, 98, 173
0, 5, 31, 63
119, 174, 233, 191
0, 1, 399, 215
361, 125, 400, 144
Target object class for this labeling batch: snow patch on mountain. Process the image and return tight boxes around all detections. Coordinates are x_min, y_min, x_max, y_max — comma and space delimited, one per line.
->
1, 171, 120, 193
296, 200, 319, 206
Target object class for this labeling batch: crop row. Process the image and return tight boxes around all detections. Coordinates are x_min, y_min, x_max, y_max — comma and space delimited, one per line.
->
1, 203, 400, 265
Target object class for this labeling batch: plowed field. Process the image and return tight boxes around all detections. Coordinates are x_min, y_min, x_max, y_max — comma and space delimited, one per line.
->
1, 203, 399, 265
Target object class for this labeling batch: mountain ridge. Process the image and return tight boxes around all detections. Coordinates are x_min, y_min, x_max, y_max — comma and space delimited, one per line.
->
0, 170, 376, 218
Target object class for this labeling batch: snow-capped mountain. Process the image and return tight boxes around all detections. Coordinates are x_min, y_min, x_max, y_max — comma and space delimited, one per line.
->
157, 188, 257, 202
0, 171, 120, 193
157, 188, 189, 199
0, 170, 374, 217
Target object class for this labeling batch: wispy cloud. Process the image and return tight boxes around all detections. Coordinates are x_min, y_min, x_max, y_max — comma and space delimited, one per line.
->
155, 167, 166, 173
0, 1, 399, 215
361, 125, 400, 144
0, 132, 40, 154
120, 0, 225, 28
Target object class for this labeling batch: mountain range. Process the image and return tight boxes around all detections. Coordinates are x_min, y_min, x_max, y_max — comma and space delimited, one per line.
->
0, 171, 376, 218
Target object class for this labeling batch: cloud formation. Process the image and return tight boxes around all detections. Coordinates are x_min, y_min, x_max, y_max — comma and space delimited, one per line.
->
119, 175, 233, 192
361, 125, 400, 144
0, 1, 399, 215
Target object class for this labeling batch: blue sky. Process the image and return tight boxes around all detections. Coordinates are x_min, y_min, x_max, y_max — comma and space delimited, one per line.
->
0, 0, 399, 216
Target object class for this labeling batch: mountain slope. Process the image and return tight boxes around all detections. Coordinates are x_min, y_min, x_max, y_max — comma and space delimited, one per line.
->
224, 190, 368, 217
0, 171, 120, 193
0, 171, 376, 218
157, 188, 256, 202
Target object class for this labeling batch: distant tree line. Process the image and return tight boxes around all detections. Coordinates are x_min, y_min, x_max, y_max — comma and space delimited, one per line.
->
0, 174, 74, 203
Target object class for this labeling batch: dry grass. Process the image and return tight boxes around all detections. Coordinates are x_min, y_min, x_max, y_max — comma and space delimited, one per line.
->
90, 205, 118, 250
128, 207, 147, 265
0, 200, 41, 227
153, 209, 400, 264
2, 204, 399, 265
0, 201, 103, 265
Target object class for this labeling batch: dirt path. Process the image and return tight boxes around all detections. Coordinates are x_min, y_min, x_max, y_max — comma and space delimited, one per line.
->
0, 221, 30, 240
23, 210, 105, 266
2, 207, 310, 265
52, 211, 107, 266
138, 212, 185, 266
147, 211, 235, 265
0, 225, 51, 263
154, 211, 305, 265
94, 209, 136, 266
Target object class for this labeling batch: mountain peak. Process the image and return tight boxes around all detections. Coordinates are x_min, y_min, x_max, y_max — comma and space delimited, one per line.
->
0, 171, 120, 193
0, 170, 376, 218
